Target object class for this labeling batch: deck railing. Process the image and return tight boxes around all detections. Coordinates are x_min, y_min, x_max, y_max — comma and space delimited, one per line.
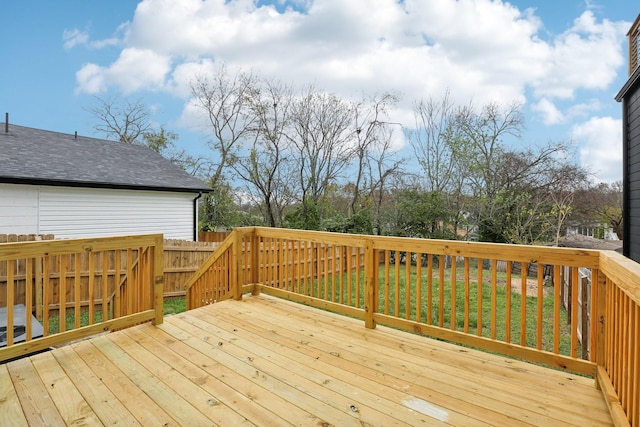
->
186, 227, 639, 426
599, 251, 640, 425
0, 234, 164, 362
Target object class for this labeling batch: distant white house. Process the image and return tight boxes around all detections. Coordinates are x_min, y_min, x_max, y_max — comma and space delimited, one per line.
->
0, 121, 210, 240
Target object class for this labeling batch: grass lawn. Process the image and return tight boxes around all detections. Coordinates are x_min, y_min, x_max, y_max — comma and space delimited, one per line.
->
46, 297, 188, 335
298, 262, 578, 357
381, 267, 575, 356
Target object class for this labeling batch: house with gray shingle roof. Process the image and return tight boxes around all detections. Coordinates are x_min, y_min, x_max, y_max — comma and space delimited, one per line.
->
0, 121, 210, 240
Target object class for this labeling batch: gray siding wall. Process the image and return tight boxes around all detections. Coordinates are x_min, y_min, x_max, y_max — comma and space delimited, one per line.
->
627, 84, 640, 262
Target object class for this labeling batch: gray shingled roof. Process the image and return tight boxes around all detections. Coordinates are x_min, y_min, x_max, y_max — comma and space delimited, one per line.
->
0, 123, 210, 193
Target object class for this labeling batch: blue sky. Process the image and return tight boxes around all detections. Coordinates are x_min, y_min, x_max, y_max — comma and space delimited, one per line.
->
1, 0, 637, 183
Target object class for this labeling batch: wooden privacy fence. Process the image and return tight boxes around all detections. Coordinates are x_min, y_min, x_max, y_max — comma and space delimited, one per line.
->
186, 227, 640, 426
0, 234, 164, 362
198, 231, 231, 243
163, 239, 219, 297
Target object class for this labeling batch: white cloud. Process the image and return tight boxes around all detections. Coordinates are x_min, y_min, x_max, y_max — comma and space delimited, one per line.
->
63, 28, 89, 50
76, 0, 553, 104
572, 116, 622, 183
566, 99, 603, 119
75, 0, 628, 109
63, 23, 125, 51
108, 48, 171, 93
75, 63, 105, 94
167, 58, 218, 98
532, 11, 627, 100
533, 97, 604, 125
71, 0, 630, 170
89, 37, 121, 49
76, 48, 171, 95
533, 98, 564, 125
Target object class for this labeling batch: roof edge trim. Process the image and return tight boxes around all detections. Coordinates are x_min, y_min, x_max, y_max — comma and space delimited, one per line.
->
616, 65, 640, 102
0, 177, 211, 193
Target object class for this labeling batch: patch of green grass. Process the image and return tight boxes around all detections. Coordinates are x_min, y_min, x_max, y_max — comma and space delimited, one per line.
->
163, 297, 186, 315
46, 297, 188, 335
47, 309, 105, 335
301, 263, 578, 357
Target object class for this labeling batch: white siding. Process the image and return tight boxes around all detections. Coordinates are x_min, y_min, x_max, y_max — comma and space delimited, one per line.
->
38, 187, 196, 240
0, 184, 39, 234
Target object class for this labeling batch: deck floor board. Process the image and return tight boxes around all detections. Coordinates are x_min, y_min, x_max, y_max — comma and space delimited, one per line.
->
2, 294, 613, 426
224, 295, 613, 425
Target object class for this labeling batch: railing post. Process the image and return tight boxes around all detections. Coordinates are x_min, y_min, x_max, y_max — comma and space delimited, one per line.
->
233, 229, 244, 300
251, 230, 260, 295
153, 235, 164, 325
364, 238, 377, 329
35, 256, 44, 321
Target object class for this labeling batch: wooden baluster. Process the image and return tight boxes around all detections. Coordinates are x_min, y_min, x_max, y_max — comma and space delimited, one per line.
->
416, 253, 422, 323
571, 266, 579, 358
7, 260, 15, 346
75, 253, 81, 329
464, 257, 470, 334
439, 256, 445, 328
427, 254, 433, 325
553, 265, 561, 354
383, 250, 390, 315
536, 264, 544, 350
451, 256, 457, 331
477, 258, 483, 337
59, 255, 67, 333
521, 262, 527, 347
491, 259, 497, 340
505, 261, 511, 343
405, 252, 411, 320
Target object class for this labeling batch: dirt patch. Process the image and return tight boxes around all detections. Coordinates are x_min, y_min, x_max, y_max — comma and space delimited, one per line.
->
433, 274, 550, 298
504, 277, 549, 297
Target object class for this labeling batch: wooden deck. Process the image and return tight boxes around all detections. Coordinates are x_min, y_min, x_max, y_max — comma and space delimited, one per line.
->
2, 294, 613, 426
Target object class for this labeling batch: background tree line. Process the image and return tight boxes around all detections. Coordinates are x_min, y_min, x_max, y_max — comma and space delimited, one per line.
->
88, 65, 623, 245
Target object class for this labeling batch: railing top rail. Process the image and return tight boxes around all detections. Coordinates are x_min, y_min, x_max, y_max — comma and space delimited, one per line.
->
599, 250, 640, 305
369, 235, 600, 266
0, 234, 163, 260
243, 227, 600, 268
249, 227, 370, 247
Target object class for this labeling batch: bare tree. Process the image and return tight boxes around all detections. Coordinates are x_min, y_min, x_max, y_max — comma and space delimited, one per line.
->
87, 96, 152, 143
143, 127, 208, 176
480, 144, 588, 244
408, 91, 468, 193
232, 78, 296, 227
350, 92, 399, 217
457, 101, 525, 198
598, 181, 624, 240
365, 125, 403, 235
87, 96, 207, 175
287, 87, 354, 227
190, 64, 257, 188
573, 181, 623, 239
